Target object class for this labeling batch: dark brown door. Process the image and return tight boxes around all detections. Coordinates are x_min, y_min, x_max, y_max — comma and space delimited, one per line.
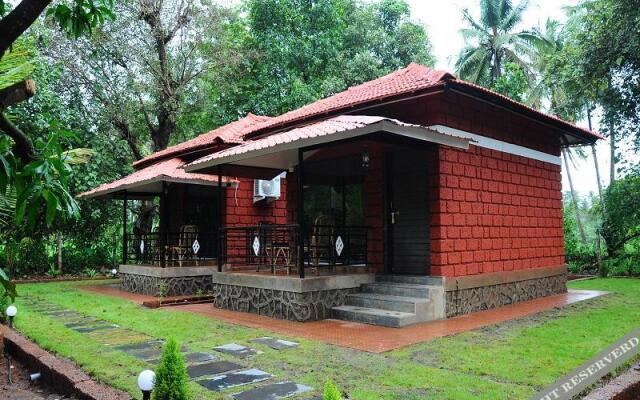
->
387, 149, 430, 275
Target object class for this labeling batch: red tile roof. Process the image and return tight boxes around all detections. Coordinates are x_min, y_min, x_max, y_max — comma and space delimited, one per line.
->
132, 113, 273, 169
78, 157, 234, 199
447, 79, 605, 141
185, 115, 470, 171
243, 63, 454, 138
135, 63, 601, 168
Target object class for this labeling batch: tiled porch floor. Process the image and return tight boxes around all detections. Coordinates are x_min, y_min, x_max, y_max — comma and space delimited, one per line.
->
82, 284, 607, 353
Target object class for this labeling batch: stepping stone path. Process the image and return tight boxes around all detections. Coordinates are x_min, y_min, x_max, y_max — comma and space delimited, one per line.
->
250, 337, 299, 350
27, 298, 313, 399
214, 343, 263, 358
232, 382, 313, 400
187, 360, 242, 379
197, 369, 272, 391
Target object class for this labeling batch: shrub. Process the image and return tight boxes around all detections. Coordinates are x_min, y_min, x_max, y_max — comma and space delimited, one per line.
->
323, 380, 342, 400
152, 338, 190, 400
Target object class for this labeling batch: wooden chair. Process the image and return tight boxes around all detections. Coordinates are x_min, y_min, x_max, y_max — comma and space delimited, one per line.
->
169, 225, 198, 266
255, 223, 294, 275
309, 215, 335, 274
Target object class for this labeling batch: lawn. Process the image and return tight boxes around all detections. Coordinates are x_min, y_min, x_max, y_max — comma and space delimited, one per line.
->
9, 278, 640, 399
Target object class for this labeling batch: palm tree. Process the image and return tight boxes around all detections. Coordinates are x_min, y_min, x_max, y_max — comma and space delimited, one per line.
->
562, 148, 588, 244
455, 0, 540, 86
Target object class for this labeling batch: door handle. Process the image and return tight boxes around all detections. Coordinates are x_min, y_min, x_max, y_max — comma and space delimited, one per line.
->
391, 211, 399, 225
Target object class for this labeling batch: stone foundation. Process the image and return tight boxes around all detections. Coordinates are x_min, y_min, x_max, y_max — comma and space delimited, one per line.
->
210, 272, 375, 322
212, 284, 357, 321
120, 273, 213, 297
118, 265, 218, 296
444, 266, 568, 317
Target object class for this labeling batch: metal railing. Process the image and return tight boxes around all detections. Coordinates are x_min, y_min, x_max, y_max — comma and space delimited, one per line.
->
123, 231, 218, 267
218, 224, 369, 276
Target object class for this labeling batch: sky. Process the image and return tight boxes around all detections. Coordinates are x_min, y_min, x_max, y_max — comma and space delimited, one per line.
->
402, 0, 615, 197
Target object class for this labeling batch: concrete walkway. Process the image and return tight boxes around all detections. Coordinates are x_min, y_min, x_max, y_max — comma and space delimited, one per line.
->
81, 284, 607, 353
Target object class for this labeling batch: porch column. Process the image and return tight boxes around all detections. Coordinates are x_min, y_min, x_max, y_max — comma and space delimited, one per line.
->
122, 191, 128, 264
159, 182, 167, 267
298, 148, 305, 278
217, 165, 223, 273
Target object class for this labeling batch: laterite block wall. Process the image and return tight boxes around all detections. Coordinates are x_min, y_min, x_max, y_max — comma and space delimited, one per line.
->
369, 91, 565, 278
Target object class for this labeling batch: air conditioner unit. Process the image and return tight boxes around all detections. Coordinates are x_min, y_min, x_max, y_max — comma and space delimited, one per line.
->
253, 175, 281, 203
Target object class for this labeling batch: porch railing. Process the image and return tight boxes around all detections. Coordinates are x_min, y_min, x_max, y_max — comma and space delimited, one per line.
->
123, 231, 218, 267
218, 224, 369, 276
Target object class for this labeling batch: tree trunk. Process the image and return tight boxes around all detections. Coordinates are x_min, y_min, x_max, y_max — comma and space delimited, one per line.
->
56, 233, 63, 274
563, 149, 587, 243
609, 119, 616, 184
0, 0, 52, 57
587, 109, 605, 211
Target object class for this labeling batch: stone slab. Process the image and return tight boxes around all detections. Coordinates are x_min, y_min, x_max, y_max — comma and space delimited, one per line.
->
213, 343, 262, 358
120, 264, 219, 278
113, 340, 164, 352
211, 271, 374, 293
184, 352, 217, 364
125, 347, 163, 361
232, 381, 313, 400
197, 369, 272, 391
443, 265, 567, 291
43, 310, 81, 317
187, 360, 242, 379
64, 319, 100, 328
72, 324, 119, 333
250, 337, 299, 350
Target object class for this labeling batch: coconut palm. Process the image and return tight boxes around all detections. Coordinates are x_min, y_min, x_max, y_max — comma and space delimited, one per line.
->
455, 0, 541, 86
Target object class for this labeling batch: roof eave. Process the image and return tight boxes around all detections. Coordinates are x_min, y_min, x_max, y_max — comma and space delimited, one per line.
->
445, 81, 602, 145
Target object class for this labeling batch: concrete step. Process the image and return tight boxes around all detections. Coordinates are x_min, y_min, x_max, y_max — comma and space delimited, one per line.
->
345, 292, 428, 313
361, 282, 430, 298
331, 305, 418, 328
376, 275, 444, 286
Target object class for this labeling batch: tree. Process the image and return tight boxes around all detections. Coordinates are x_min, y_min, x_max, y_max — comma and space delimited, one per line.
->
194, 0, 434, 126
46, 0, 235, 158
562, 148, 587, 244
153, 337, 190, 400
455, 0, 541, 87
557, 0, 640, 177
0, 1, 115, 295
601, 173, 640, 257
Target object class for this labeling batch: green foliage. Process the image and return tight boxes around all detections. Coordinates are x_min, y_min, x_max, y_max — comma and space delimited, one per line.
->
82, 267, 97, 277
455, 0, 541, 86
192, 0, 434, 131
491, 62, 528, 102
0, 39, 34, 91
601, 173, 640, 257
46, 264, 61, 278
323, 380, 342, 400
153, 337, 190, 400
0, 266, 15, 302
46, 0, 116, 38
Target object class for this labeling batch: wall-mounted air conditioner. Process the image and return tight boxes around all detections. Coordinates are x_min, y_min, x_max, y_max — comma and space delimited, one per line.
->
253, 175, 281, 203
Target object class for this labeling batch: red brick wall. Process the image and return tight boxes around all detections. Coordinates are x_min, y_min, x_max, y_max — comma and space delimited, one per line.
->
357, 91, 565, 277
224, 177, 287, 226
429, 145, 564, 277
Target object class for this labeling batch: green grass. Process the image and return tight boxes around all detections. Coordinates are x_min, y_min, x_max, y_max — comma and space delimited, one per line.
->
10, 278, 640, 399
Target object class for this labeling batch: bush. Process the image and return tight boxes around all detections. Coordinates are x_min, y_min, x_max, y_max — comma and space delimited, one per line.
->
323, 380, 342, 400
152, 338, 190, 400
604, 253, 640, 277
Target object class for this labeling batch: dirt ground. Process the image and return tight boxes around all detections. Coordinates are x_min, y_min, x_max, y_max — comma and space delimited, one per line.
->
0, 353, 74, 400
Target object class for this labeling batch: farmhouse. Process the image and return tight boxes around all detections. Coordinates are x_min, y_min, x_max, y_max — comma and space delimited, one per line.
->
80, 63, 601, 327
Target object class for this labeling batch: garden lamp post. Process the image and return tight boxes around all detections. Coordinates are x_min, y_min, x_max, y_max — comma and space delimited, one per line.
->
137, 369, 155, 400
111, 268, 118, 277
6, 305, 17, 328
